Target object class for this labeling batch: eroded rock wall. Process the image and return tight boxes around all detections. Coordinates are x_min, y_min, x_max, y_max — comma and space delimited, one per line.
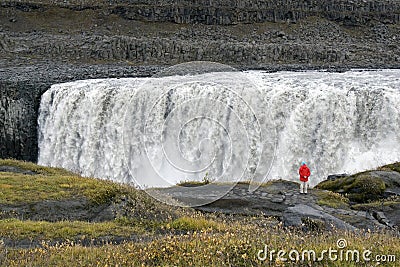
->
2, 0, 400, 25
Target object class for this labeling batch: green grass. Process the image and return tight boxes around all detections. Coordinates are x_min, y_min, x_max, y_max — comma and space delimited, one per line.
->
0, 218, 145, 240
168, 216, 226, 232
0, 215, 229, 243
0, 169, 119, 205
0, 159, 76, 176
0, 159, 192, 223
176, 180, 210, 187
0, 159, 167, 207
377, 162, 400, 173
0, 159, 123, 204
177, 172, 214, 187
315, 190, 350, 209
352, 198, 400, 210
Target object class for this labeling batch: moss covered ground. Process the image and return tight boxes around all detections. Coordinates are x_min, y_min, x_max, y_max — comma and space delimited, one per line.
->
316, 163, 400, 211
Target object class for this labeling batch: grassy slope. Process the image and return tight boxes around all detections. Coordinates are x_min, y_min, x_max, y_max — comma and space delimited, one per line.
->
0, 160, 399, 266
0, 159, 193, 241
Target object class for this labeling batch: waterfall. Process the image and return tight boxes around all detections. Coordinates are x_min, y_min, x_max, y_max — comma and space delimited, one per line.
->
38, 69, 400, 188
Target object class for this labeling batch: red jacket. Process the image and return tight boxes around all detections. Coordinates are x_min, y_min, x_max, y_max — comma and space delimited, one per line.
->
299, 165, 310, 182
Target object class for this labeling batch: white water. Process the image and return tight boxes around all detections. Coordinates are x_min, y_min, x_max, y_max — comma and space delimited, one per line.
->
38, 70, 400, 187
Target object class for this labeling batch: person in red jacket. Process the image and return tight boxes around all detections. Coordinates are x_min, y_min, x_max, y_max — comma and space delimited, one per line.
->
299, 161, 310, 194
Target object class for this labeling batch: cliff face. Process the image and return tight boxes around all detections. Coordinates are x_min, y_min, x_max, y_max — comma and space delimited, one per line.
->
0, 80, 45, 161
1, 0, 399, 67
0, 0, 400, 161
0, 65, 159, 161
1, 0, 399, 68
111, 0, 400, 25
2, 0, 400, 25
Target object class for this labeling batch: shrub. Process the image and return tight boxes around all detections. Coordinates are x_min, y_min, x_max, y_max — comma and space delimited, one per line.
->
348, 174, 386, 202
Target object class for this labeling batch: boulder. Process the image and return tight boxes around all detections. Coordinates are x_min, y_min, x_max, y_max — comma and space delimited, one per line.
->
283, 204, 357, 231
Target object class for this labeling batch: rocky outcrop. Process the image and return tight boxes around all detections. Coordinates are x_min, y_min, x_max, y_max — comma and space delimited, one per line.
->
317, 164, 400, 229
283, 204, 357, 231
160, 180, 397, 231
317, 169, 400, 202
0, 163, 38, 175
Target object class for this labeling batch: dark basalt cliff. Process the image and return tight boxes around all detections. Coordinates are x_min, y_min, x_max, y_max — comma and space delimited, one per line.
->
0, 0, 400, 161
2, 0, 400, 25
0, 65, 160, 161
